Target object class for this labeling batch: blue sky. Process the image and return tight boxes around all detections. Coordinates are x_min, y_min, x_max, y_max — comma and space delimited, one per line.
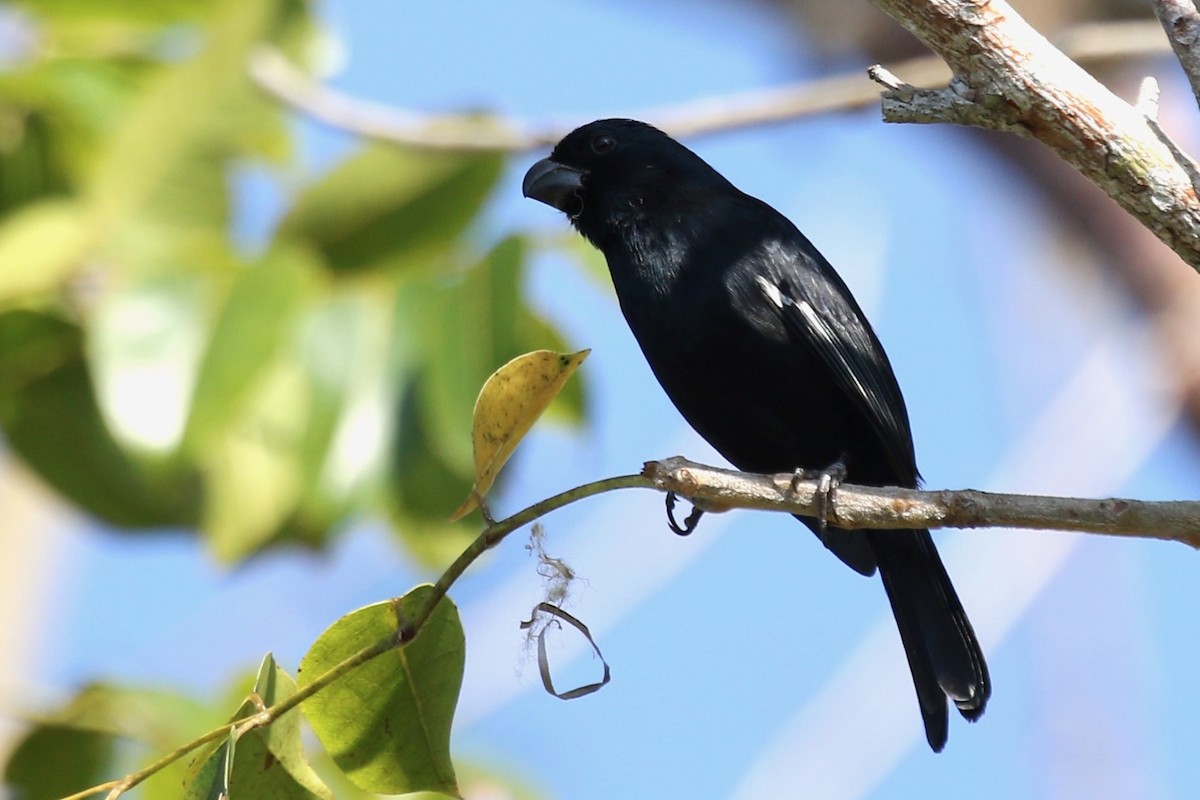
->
26, 2, 1200, 799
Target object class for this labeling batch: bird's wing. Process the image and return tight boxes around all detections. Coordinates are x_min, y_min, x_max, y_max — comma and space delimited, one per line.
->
740, 235, 918, 482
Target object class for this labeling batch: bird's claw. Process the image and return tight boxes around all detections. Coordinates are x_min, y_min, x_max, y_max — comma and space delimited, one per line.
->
814, 460, 847, 536
789, 467, 818, 494
665, 492, 705, 536
787, 462, 846, 538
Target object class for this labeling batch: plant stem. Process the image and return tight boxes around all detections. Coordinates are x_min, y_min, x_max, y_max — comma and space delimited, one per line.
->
64, 472, 652, 800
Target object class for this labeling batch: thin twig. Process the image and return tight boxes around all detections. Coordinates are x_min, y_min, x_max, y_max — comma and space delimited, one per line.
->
91, 640, 400, 798
62, 473, 649, 800
247, 20, 1169, 154
394, 474, 649, 642
59, 784, 119, 800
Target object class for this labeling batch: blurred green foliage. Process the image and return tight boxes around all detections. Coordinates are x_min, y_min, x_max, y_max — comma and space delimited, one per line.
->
0, 0, 586, 795
0, 0, 581, 564
3, 682, 223, 799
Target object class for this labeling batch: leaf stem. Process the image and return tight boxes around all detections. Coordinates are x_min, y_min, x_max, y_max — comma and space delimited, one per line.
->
61, 472, 652, 800
399, 473, 650, 641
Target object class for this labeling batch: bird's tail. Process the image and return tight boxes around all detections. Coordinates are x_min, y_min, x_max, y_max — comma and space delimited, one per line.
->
870, 529, 990, 752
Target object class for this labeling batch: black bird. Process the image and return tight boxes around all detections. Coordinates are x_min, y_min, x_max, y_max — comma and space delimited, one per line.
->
522, 119, 989, 751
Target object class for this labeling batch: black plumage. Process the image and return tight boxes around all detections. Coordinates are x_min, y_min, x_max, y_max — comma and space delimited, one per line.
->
522, 118, 988, 751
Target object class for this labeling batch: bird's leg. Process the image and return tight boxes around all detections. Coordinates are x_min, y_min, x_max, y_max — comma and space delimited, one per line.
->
787, 460, 847, 538
665, 492, 705, 536
814, 459, 847, 536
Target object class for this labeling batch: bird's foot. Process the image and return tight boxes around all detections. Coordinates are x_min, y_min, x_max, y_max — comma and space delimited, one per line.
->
788, 467, 819, 492
814, 460, 847, 536
665, 492, 705, 536
789, 460, 847, 537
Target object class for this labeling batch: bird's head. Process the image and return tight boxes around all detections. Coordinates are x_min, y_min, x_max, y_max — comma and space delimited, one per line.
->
522, 119, 730, 247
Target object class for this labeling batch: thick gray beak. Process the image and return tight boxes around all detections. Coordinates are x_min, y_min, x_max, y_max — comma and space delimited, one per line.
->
522, 158, 585, 213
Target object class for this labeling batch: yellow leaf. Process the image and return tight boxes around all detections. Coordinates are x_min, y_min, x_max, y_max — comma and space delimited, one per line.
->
450, 349, 589, 521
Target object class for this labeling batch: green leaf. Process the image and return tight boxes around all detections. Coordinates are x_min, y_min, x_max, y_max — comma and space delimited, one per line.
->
0, 309, 199, 527
13, 0, 218, 24
193, 273, 397, 562
59, 684, 217, 747
3, 725, 116, 800
299, 587, 465, 797
308, 750, 546, 800
387, 378, 476, 566
402, 235, 584, 474
186, 245, 322, 449
200, 355, 309, 562
87, 274, 208, 454
286, 288, 394, 538
0, 60, 145, 187
0, 107, 73, 216
0, 199, 91, 305
110, 150, 236, 275
276, 144, 502, 274
233, 655, 333, 800
4, 683, 217, 800
384, 236, 585, 561
404, 236, 524, 475
185, 729, 237, 800
184, 655, 332, 800
82, 0, 284, 231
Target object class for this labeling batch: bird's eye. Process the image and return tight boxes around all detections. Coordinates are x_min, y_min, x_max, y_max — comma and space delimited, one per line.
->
591, 134, 616, 154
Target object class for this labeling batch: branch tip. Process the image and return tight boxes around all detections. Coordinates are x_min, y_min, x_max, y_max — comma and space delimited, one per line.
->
1136, 75, 1161, 120
867, 64, 907, 92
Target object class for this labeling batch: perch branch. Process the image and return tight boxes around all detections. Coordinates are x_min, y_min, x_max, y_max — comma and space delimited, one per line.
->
642, 457, 1200, 547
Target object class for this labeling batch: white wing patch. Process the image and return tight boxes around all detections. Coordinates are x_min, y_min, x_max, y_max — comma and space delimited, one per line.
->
793, 296, 834, 346
755, 275, 785, 309
757, 273, 872, 401
756, 275, 827, 342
